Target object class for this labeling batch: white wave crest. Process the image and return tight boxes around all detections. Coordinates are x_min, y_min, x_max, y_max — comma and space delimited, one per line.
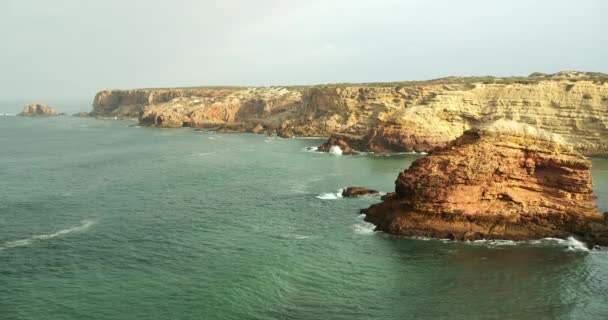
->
315, 189, 344, 200
1, 113, 16, 116
0, 220, 96, 250
329, 145, 343, 155
535, 237, 590, 252
352, 222, 376, 235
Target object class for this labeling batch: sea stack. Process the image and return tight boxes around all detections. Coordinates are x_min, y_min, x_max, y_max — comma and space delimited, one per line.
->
362, 120, 608, 246
19, 103, 58, 116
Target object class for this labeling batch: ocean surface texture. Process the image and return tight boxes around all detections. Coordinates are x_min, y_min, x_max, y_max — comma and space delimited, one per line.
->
1, 115, 608, 320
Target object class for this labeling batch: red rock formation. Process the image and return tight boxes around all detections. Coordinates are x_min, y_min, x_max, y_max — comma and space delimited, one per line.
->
362, 120, 608, 246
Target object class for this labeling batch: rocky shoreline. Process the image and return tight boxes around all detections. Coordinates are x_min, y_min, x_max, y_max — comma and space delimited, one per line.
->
89, 71, 608, 157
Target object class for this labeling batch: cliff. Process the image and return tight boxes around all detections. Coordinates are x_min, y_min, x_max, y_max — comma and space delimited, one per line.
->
361, 120, 608, 246
19, 103, 58, 116
90, 71, 608, 156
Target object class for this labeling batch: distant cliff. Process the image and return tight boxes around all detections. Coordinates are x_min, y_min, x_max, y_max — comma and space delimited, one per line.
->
90, 71, 608, 156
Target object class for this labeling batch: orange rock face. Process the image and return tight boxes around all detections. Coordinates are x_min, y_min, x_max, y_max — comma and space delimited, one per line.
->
362, 121, 608, 246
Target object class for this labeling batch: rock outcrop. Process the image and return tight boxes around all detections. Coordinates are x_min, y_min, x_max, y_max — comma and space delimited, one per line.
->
342, 187, 380, 197
91, 71, 608, 156
361, 120, 608, 246
19, 103, 58, 116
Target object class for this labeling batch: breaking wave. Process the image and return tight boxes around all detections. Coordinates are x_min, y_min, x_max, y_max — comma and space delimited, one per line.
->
315, 189, 344, 200
529, 237, 590, 252
407, 235, 591, 252
0, 220, 96, 250
328, 145, 343, 155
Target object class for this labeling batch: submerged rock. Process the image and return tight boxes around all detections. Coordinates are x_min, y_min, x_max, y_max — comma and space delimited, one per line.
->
342, 187, 379, 197
362, 120, 608, 246
19, 103, 58, 116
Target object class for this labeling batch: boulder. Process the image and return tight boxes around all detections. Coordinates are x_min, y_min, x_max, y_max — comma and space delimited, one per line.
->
318, 135, 358, 155
250, 123, 265, 134
342, 187, 380, 197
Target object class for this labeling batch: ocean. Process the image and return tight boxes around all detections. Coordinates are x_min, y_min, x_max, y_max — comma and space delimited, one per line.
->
1, 115, 607, 319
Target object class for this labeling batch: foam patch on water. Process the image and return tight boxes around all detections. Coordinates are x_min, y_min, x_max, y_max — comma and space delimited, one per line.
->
329, 145, 343, 155
406, 235, 591, 252
471, 239, 517, 246
352, 222, 376, 235
531, 237, 590, 252
0, 113, 16, 116
0, 220, 96, 250
316, 189, 343, 200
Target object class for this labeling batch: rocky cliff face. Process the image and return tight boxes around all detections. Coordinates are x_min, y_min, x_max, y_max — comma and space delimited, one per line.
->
19, 103, 58, 116
362, 120, 608, 246
91, 71, 608, 155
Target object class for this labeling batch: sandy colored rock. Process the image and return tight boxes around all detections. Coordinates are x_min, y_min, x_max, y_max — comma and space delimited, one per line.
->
361, 120, 608, 246
91, 71, 608, 156
19, 103, 58, 116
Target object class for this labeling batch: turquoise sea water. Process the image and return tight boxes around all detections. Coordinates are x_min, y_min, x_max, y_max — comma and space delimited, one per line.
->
1, 115, 608, 320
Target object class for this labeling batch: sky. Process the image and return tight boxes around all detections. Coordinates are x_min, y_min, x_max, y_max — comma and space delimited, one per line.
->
1, 0, 607, 103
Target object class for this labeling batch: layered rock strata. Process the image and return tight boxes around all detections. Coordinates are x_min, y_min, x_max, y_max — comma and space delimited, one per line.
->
91, 71, 608, 156
361, 120, 608, 246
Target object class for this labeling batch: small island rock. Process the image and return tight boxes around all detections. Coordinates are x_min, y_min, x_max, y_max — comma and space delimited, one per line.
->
362, 120, 608, 246
19, 103, 58, 116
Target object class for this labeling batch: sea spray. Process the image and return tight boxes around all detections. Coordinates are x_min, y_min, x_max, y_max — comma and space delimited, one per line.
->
329, 145, 343, 155
315, 189, 344, 200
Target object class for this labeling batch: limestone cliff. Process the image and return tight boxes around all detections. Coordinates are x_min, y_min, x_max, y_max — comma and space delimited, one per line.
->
361, 120, 608, 246
90, 71, 608, 156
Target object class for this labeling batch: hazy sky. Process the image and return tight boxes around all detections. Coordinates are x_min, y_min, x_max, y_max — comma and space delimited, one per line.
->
1, 0, 607, 102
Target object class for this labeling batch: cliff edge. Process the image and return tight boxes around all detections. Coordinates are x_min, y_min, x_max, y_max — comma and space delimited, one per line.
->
90, 71, 608, 156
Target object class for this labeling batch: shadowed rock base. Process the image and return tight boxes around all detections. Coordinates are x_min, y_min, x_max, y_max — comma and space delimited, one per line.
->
342, 187, 379, 197
362, 120, 608, 247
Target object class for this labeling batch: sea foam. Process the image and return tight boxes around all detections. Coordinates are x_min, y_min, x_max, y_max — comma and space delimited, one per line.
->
315, 189, 344, 200
0, 219, 96, 250
329, 145, 343, 155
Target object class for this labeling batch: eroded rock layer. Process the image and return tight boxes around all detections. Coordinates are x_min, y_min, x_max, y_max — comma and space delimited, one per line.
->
362, 120, 608, 246
91, 71, 608, 156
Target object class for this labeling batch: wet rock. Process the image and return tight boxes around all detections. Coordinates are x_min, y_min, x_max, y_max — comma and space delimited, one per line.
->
342, 187, 379, 197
